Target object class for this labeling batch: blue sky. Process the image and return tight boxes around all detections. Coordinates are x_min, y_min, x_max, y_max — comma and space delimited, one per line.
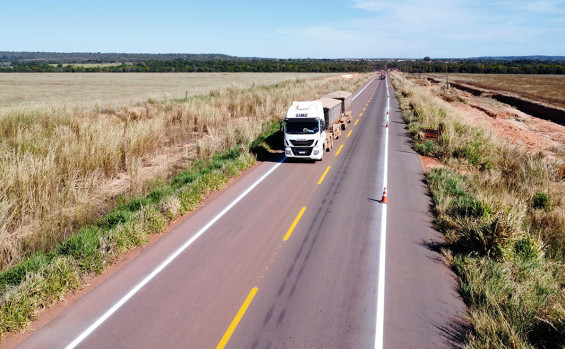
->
2, 0, 564, 58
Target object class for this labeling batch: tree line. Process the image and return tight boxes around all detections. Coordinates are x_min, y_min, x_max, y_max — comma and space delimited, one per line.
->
0, 51, 235, 63
0, 59, 379, 73
2, 58, 564, 74
393, 60, 565, 74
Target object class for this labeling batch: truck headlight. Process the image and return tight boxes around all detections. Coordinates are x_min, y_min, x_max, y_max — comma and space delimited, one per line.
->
285, 149, 292, 156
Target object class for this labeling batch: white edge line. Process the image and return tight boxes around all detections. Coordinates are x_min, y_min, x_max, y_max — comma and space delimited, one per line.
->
375, 77, 389, 349
353, 76, 376, 100
66, 157, 286, 349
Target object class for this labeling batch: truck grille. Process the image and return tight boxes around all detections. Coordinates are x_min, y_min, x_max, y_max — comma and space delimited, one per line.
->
290, 140, 314, 146
291, 147, 313, 156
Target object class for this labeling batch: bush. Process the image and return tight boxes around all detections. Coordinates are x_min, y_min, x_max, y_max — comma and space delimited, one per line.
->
447, 195, 492, 219
57, 227, 104, 273
532, 191, 550, 211
0, 253, 53, 293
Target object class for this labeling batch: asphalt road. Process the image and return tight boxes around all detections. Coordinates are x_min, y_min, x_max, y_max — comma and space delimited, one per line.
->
18, 76, 466, 349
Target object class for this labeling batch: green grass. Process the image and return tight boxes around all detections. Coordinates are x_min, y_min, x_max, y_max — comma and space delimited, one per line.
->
392, 72, 565, 348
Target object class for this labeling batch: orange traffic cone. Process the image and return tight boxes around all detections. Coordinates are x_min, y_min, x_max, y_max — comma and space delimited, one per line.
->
381, 187, 388, 204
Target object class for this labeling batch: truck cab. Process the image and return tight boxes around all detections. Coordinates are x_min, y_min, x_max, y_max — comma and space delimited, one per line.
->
283, 101, 326, 160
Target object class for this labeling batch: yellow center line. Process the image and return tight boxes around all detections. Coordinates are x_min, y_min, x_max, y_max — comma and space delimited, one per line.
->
363, 107, 366, 111
366, 103, 369, 107
347, 130, 352, 138
283, 206, 307, 241
354, 119, 359, 125
335, 144, 344, 156
359, 112, 363, 117
217, 287, 259, 349
318, 166, 331, 184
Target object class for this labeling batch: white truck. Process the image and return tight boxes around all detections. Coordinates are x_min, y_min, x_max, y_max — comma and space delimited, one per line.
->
283, 91, 352, 161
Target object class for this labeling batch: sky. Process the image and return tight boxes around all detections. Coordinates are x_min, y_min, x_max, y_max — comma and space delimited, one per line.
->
1, 0, 564, 59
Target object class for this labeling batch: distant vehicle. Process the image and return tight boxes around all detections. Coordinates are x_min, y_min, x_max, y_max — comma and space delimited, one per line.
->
379, 71, 386, 80
283, 91, 353, 161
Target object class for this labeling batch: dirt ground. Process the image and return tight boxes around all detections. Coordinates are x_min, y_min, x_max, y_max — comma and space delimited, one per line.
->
427, 73, 565, 109
418, 81, 565, 173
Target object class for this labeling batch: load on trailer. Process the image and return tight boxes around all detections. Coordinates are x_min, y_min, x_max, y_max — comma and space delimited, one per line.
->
318, 97, 342, 150
283, 91, 353, 161
322, 91, 353, 126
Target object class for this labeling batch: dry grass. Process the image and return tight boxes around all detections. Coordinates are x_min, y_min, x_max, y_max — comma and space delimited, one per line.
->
0, 73, 372, 270
0, 72, 340, 109
427, 73, 565, 109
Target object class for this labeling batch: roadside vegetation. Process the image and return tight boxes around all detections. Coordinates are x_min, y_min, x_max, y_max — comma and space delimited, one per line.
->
391, 72, 565, 348
0, 73, 372, 338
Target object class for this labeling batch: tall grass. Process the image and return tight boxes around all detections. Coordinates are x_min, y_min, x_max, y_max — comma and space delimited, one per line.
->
0, 74, 372, 271
391, 72, 565, 348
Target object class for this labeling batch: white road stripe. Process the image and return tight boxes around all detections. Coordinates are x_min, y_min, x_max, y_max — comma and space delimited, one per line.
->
65, 157, 286, 349
353, 77, 376, 100
375, 77, 389, 349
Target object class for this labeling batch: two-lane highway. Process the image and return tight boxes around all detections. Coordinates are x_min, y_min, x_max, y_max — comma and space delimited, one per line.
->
18, 75, 466, 349
226, 79, 387, 348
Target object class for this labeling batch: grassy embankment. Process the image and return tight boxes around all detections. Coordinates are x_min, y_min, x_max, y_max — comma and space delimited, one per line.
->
391, 72, 565, 348
0, 73, 372, 338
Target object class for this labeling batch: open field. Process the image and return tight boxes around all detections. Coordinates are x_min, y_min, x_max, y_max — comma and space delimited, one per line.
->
427, 73, 565, 109
0, 72, 339, 109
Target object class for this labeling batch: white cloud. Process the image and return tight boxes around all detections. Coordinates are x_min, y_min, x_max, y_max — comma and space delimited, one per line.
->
517, 0, 565, 14
351, 0, 392, 12
265, 0, 565, 57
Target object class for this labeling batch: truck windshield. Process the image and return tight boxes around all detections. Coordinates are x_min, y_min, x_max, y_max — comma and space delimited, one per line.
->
285, 121, 319, 134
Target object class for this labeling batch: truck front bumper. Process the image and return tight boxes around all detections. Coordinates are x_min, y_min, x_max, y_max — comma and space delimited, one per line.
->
285, 146, 323, 160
